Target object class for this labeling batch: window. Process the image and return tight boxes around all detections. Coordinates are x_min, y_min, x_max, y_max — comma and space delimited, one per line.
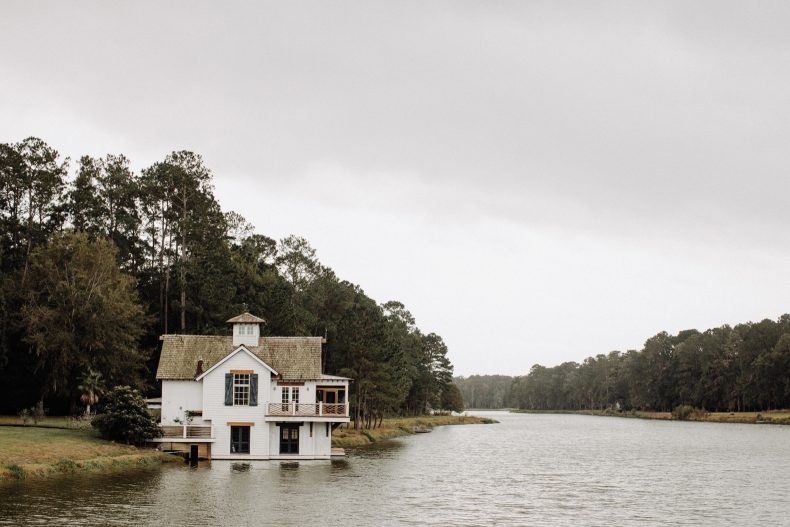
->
280, 386, 299, 411
230, 426, 250, 454
281, 385, 290, 411
233, 373, 250, 405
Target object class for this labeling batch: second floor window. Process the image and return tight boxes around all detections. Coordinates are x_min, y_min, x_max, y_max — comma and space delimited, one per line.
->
233, 373, 250, 405
281, 386, 300, 409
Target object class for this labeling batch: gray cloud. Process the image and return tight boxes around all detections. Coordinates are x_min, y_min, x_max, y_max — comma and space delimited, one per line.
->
2, 1, 789, 374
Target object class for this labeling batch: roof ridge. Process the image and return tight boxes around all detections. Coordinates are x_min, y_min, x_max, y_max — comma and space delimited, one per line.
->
162, 334, 231, 338
261, 336, 321, 339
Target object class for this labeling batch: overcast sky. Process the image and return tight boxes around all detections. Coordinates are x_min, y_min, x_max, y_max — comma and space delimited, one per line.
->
2, 1, 789, 375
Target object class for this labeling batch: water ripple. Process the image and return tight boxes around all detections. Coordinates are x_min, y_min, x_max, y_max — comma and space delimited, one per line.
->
2, 412, 790, 526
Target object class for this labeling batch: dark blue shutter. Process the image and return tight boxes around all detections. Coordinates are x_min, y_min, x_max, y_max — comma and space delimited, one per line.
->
250, 374, 258, 406
224, 373, 233, 406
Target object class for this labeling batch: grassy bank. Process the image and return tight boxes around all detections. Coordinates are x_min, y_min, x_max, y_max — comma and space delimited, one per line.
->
331, 414, 497, 448
513, 408, 790, 425
0, 424, 177, 481
0, 415, 92, 429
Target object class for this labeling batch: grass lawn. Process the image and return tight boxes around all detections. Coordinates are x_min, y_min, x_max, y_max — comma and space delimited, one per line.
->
0, 415, 92, 429
0, 425, 175, 481
331, 414, 497, 447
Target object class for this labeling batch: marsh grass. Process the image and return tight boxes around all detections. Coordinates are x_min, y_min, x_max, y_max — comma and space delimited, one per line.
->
515, 408, 790, 425
331, 415, 497, 447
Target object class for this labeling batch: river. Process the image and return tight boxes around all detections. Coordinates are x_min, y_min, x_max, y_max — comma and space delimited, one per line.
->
2, 412, 789, 526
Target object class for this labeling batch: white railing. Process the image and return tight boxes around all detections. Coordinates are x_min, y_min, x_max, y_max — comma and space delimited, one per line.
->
267, 402, 348, 417
160, 425, 214, 438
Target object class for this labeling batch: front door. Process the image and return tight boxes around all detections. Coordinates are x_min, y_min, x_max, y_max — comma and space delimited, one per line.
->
279, 424, 300, 454
230, 426, 250, 454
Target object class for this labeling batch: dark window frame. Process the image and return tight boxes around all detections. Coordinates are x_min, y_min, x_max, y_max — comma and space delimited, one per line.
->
230, 425, 250, 454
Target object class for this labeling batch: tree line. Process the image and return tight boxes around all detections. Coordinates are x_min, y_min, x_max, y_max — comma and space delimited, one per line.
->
0, 137, 460, 426
457, 315, 790, 412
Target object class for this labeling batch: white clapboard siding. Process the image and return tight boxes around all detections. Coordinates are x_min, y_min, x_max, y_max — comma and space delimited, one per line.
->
161, 380, 203, 425
202, 349, 272, 458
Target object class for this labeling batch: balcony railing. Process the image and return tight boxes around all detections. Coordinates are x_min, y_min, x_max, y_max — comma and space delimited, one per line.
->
267, 402, 348, 417
160, 425, 214, 439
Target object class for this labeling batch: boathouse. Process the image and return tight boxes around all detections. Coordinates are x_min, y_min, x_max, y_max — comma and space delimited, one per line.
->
153, 312, 350, 460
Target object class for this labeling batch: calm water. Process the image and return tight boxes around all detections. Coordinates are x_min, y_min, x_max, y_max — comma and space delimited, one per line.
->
2, 412, 790, 526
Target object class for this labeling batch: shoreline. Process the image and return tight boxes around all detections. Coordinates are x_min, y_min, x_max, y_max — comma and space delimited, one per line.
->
331, 414, 497, 447
2, 415, 496, 480
0, 425, 179, 482
510, 408, 790, 425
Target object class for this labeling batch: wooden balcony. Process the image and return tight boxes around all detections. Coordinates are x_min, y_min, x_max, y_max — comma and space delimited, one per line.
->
266, 402, 348, 417
159, 425, 214, 440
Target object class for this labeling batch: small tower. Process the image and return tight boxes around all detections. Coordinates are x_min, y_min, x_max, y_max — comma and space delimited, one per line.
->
227, 312, 265, 347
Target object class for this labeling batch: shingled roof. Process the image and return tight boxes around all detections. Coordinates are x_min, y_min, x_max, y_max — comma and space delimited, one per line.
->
156, 335, 322, 380
226, 312, 266, 324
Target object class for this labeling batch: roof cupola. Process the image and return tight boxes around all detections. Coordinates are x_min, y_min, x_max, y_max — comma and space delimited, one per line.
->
227, 312, 265, 347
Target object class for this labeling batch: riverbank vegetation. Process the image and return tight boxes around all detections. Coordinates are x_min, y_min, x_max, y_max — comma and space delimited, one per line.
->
514, 408, 790, 425
331, 415, 497, 447
0, 425, 174, 481
457, 315, 790, 414
0, 137, 462, 427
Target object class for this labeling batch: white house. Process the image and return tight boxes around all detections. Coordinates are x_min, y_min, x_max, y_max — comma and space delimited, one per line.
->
153, 312, 350, 460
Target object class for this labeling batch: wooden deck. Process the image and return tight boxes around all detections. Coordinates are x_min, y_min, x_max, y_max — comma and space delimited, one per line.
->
330, 447, 345, 457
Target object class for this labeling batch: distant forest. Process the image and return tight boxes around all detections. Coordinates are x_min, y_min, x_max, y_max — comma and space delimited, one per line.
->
0, 137, 463, 424
456, 315, 790, 412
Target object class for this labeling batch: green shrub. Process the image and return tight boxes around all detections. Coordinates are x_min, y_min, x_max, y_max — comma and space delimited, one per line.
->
92, 386, 162, 444
672, 405, 707, 421
53, 459, 78, 474
6, 464, 25, 480
17, 402, 46, 425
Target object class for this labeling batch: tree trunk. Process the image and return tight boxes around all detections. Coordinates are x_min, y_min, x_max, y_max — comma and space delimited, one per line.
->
21, 186, 34, 285
180, 181, 187, 332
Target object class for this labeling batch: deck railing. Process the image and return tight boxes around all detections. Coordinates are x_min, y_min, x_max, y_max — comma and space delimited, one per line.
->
266, 402, 348, 417
160, 424, 214, 439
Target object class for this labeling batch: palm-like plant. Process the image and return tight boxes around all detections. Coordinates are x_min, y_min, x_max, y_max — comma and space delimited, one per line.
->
78, 369, 105, 417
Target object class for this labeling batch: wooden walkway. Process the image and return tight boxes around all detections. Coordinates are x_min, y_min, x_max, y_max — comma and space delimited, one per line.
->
330, 447, 346, 457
